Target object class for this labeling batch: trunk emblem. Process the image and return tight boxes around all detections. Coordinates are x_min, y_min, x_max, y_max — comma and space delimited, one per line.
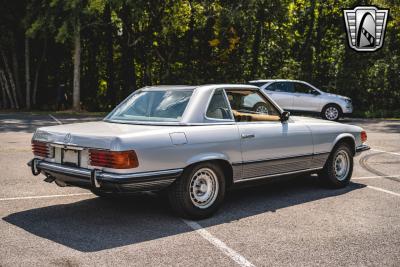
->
64, 133, 72, 143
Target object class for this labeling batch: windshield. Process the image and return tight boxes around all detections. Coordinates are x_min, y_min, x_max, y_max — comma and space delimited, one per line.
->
107, 89, 193, 122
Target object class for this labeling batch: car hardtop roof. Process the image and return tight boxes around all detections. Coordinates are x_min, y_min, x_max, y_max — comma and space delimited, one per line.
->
142, 84, 259, 91
249, 79, 305, 83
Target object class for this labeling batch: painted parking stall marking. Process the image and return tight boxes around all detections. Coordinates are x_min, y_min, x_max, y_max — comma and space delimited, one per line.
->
182, 219, 255, 267
367, 186, 400, 197
0, 193, 92, 201
49, 114, 62, 125
353, 175, 400, 180
371, 148, 400, 156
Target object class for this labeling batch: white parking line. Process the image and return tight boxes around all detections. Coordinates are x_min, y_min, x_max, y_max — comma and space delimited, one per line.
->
49, 114, 62, 125
0, 193, 92, 201
353, 175, 400, 180
182, 219, 255, 267
371, 149, 400, 156
367, 186, 400, 197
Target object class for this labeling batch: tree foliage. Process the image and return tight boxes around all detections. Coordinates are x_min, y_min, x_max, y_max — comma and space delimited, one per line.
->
0, 0, 399, 115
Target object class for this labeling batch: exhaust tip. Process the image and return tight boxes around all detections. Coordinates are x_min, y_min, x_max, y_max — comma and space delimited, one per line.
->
44, 175, 56, 183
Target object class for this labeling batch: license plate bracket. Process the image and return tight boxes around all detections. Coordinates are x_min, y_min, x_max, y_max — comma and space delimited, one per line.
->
62, 149, 80, 166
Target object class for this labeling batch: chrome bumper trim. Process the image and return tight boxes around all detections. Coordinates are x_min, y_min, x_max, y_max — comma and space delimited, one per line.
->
28, 159, 183, 191
356, 144, 370, 153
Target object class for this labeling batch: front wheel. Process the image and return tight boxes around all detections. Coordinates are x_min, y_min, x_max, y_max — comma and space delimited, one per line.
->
319, 143, 353, 188
322, 104, 341, 121
168, 162, 226, 219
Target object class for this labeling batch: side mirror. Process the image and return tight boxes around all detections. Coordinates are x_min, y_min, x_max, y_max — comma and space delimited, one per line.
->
280, 111, 290, 121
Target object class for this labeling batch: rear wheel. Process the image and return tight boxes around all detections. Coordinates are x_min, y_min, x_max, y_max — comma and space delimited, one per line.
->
168, 162, 226, 219
319, 143, 353, 188
322, 104, 342, 121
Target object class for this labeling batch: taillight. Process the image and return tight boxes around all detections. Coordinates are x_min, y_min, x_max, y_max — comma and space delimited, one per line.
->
361, 130, 367, 143
89, 150, 139, 169
32, 141, 49, 157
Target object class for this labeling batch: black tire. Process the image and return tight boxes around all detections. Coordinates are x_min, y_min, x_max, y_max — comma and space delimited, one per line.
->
322, 104, 342, 121
167, 162, 226, 219
319, 143, 353, 188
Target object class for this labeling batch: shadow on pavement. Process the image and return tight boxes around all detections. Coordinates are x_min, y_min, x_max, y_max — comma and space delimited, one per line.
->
3, 176, 365, 252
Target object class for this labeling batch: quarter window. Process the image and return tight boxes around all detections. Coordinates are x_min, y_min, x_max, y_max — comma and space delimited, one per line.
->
206, 89, 233, 120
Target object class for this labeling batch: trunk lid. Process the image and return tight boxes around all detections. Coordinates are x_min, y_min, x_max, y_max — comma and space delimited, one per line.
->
34, 121, 174, 150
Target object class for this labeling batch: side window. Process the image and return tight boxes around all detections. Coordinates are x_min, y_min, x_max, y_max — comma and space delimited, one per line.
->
294, 83, 316, 94
267, 82, 294, 93
206, 89, 233, 120
225, 89, 281, 122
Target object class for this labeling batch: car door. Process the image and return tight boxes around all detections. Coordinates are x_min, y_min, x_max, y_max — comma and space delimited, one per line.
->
263, 82, 294, 110
292, 82, 323, 112
225, 88, 314, 181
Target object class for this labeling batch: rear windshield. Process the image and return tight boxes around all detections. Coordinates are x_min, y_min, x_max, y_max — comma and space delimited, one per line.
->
107, 90, 193, 122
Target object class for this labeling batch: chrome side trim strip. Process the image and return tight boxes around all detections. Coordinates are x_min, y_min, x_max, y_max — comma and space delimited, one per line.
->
234, 167, 323, 183
232, 153, 314, 166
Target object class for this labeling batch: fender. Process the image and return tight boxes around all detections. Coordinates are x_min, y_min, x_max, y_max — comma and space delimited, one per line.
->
331, 133, 356, 154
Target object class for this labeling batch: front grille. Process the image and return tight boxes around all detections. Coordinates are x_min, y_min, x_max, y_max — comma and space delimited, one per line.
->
32, 141, 49, 157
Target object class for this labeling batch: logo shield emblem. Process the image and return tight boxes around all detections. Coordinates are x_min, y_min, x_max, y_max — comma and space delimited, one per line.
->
344, 6, 389, 52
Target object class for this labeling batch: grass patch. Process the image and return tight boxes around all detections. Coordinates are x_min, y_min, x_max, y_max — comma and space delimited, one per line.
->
352, 109, 400, 119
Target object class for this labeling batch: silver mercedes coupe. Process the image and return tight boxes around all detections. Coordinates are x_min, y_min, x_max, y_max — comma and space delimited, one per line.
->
28, 84, 369, 219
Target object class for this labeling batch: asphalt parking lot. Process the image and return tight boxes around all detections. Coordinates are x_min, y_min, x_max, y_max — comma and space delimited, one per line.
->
0, 113, 399, 266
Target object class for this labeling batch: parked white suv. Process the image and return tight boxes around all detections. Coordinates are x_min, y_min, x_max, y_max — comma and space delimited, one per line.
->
249, 79, 353, 121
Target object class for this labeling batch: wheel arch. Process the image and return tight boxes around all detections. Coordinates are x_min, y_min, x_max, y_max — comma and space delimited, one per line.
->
331, 133, 356, 155
185, 154, 234, 188
322, 102, 343, 114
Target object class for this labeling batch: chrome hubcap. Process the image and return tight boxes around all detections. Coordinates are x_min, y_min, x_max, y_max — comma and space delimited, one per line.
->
189, 168, 219, 209
334, 150, 350, 181
256, 105, 269, 114
325, 107, 339, 120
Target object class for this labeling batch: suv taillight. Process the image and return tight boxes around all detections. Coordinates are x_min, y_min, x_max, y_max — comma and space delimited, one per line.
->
32, 141, 49, 157
89, 150, 139, 169
361, 130, 367, 143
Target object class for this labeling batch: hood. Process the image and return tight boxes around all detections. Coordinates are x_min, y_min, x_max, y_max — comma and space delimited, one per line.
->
321, 92, 351, 101
33, 121, 180, 150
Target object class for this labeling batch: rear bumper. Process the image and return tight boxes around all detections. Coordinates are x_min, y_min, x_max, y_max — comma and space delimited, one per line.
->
28, 159, 182, 192
355, 144, 370, 155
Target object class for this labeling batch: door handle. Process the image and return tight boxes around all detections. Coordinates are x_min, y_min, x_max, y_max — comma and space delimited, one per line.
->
241, 133, 255, 139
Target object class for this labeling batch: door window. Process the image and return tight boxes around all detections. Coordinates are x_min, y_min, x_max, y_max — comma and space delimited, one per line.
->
266, 82, 294, 93
225, 89, 281, 122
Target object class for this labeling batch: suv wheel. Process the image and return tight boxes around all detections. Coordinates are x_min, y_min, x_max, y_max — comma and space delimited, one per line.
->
168, 162, 226, 219
319, 143, 353, 188
322, 104, 342, 121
